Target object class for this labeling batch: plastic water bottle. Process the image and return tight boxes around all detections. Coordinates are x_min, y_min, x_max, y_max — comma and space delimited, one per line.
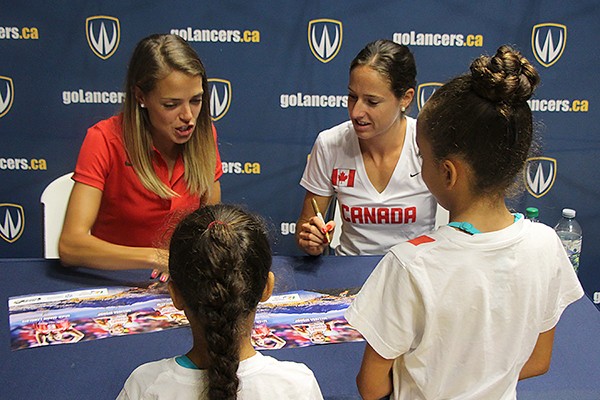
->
554, 208, 583, 273
525, 207, 539, 222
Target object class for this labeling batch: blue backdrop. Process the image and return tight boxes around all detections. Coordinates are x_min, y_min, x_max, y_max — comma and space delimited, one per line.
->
1, 0, 599, 307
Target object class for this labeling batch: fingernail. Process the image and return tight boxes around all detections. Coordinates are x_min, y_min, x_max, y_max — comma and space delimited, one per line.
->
159, 274, 168, 282
150, 270, 158, 279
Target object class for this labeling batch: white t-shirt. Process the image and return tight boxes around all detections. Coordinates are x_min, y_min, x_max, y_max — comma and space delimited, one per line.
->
300, 119, 436, 255
117, 352, 323, 400
345, 218, 584, 400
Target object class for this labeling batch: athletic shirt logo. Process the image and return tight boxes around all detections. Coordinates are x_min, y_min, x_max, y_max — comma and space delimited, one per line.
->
331, 168, 355, 187
409, 235, 435, 246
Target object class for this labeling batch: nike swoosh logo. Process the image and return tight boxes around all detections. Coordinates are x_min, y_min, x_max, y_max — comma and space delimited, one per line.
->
410, 172, 420, 177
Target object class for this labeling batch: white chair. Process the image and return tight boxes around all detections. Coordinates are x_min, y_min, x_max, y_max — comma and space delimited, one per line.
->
40, 172, 74, 259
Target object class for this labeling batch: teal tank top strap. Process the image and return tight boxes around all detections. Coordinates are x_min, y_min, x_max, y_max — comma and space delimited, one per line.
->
175, 355, 200, 370
447, 221, 481, 235
513, 212, 523, 221
448, 213, 523, 235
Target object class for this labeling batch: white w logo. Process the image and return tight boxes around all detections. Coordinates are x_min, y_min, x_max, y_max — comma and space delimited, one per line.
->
417, 83, 443, 111
86, 16, 120, 60
90, 22, 117, 55
308, 19, 343, 63
531, 23, 567, 68
0, 77, 14, 118
0, 204, 24, 243
524, 157, 557, 198
313, 26, 339, 59
208, 79, 232, 121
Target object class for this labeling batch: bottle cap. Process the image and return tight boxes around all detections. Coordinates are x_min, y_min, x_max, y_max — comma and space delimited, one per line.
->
525, 207, 539, 218
562, 208, 576, 218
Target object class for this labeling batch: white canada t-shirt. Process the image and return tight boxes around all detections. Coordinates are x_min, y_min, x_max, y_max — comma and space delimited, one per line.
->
301, 118, 436, 255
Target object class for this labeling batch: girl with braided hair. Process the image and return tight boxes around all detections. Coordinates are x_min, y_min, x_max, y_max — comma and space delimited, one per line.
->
345, 46, 583, 399
117, 204, 323, 399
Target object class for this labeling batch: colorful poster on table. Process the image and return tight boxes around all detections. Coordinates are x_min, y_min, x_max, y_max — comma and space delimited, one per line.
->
252, 288, 364, 350
8, 283, 187, 351
8, 285, 363, 351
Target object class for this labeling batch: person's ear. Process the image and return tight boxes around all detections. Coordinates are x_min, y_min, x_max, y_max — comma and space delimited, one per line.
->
134, 86, 146, 107
401, 88, 415, 110
168, 281, 185, 311
260, 271, 275, 302
441, 159, 459, 189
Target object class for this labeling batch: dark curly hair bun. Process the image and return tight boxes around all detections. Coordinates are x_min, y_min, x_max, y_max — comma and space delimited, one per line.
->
470, 45, 540, 105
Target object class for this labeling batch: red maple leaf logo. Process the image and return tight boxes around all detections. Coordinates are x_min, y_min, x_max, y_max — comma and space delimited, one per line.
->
339, 171, 348, 182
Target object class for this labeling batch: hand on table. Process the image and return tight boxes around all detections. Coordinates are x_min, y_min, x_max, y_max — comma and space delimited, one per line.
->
150, 249, 170, 282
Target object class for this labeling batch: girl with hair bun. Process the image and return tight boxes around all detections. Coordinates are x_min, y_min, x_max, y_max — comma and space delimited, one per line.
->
345, 46, 583, 399
118, 204, 323, 400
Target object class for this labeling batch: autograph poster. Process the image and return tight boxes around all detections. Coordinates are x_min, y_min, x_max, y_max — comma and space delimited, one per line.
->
252, 288, 363, 350
8, 285, 363, 351
8, 283, 187, 351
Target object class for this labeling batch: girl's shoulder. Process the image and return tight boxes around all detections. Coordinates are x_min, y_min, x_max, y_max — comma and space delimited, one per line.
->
239, 354, 322, 399
388, 232, 442, 264
127, 357, 174, 378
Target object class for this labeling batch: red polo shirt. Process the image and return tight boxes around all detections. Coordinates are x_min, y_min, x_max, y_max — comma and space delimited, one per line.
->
73, 114, 223, 248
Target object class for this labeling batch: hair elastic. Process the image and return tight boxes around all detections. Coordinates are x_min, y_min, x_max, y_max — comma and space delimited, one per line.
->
207, 220, 227, 230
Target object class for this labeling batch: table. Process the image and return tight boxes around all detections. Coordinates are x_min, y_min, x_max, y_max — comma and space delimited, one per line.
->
1, 256, 599, 399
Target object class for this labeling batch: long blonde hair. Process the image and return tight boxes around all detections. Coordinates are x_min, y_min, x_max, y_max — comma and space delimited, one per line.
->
122, 34, 216, 200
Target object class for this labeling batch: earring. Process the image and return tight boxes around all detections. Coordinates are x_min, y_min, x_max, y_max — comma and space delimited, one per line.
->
140, 103, 146, 109
401, 106, 406, 113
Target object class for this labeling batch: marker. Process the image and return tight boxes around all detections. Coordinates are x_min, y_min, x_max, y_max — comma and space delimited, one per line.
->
311, 198, 331, 243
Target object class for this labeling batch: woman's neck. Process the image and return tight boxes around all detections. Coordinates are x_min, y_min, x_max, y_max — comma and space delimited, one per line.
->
359, 116, 406, 160
150, 131, 181, 164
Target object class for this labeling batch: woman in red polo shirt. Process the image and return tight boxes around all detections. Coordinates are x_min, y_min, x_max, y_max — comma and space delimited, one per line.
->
59, 34, 223, 280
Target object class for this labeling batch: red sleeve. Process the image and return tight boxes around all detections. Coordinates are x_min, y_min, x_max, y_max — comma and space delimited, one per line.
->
212, 124, 223, 181
72, 120, 115, 191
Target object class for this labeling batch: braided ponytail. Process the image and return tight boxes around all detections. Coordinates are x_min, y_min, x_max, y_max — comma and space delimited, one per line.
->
169, 204, 272, 400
